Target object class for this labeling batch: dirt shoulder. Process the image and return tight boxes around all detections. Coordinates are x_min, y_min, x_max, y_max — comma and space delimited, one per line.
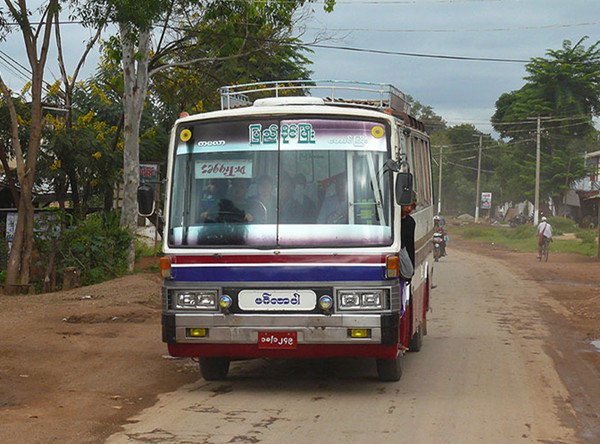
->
452, 236, 600, 442
0, 268, 197, 444
1, 242, 600, 443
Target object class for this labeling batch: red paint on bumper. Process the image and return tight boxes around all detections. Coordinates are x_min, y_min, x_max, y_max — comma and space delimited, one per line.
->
168, 343, 399, 360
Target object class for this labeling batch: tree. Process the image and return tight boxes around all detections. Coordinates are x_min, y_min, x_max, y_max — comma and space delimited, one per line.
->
492, 38, 600, 207
0, 0, 57, 293
407, 96, 447, 135
0, 87, 29, 206
75, 0, 335, 271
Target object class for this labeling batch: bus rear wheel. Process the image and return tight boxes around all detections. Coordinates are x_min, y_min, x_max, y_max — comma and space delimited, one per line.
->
199, 357, 230, 381
376, 353, 404, 381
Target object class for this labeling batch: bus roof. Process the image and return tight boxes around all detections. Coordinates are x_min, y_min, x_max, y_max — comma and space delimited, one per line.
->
216, 80, 425, 133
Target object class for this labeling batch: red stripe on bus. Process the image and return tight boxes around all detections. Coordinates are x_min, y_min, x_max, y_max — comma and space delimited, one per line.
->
168, 343, 399, 360
171, 254, 387, 265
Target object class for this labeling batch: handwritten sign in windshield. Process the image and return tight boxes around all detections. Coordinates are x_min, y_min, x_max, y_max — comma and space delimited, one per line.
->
195, 159, 253, 179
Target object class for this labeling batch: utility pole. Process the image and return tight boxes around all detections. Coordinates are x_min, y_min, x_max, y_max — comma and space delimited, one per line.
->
528, 116, 550, 225
438, 145, 443, 215
534, 115, 541, 226
474, 134, 483, 223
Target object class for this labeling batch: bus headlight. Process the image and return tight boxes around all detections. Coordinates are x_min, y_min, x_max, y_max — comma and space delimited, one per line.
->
174, 290, 217, 310
338, 290, 386, 310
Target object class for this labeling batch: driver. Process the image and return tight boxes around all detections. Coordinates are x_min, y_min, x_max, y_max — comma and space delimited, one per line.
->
208, 179, 256, 223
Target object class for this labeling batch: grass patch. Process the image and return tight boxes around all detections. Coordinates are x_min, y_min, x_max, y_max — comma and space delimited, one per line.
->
449, 221, 598, 257
135, 238, 161, 259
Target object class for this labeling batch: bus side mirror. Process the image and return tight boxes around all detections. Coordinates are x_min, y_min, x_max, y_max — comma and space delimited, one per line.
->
138, 183, 155, 216
395, 172, 413, 206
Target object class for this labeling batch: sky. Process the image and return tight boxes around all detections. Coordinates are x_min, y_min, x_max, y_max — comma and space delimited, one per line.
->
299, 0, 600, 134
1, 0, 600, 137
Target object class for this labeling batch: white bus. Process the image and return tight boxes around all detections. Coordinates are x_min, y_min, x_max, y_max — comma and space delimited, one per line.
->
144, 80, 435, 381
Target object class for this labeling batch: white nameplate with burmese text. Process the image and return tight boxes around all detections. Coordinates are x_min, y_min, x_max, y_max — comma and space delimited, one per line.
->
238, 289, 316, 311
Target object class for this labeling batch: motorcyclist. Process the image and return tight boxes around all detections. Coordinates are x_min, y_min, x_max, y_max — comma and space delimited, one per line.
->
433, 215, 448, 257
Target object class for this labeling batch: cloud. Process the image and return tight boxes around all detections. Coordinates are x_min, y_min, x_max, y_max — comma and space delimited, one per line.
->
300, 0, 600, 132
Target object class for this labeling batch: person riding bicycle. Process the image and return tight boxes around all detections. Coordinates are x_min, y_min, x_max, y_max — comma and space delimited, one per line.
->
537, 216, 553, 261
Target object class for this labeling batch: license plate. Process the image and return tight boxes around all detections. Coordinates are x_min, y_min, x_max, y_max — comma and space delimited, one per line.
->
258, 331, 297, 349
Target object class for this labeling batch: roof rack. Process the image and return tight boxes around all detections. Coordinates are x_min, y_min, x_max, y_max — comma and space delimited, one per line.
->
219, 80, 411, 114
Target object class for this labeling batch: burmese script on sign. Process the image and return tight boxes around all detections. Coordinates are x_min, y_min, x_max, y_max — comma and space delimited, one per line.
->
238, 289, 317, 311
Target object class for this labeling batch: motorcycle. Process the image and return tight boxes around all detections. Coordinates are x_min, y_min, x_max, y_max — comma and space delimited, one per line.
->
433, 230, 444, 261
509, 213, 533, 227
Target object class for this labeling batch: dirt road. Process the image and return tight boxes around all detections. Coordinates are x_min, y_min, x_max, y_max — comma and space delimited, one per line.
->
103, 248, 586, 444
2, 241, 600, 443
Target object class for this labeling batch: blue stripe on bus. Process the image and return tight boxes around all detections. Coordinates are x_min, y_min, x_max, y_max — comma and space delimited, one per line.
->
171, 265, 386, 282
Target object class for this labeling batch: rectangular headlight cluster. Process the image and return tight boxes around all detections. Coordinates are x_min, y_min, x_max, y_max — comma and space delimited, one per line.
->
337, 289, 387, 311
173, 290, 218, 310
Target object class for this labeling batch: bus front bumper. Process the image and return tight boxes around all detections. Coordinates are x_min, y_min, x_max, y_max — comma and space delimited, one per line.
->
163, 312, 400, 359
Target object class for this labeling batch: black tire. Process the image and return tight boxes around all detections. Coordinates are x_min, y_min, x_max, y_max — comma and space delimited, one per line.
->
376, 353, 404, 382
199, 357, 230, 381
543, 242, 549, 262
407, 323, 423, 352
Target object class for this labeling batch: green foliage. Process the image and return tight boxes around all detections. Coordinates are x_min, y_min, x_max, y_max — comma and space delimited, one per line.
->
491, 38, 600, 204
135, 238, 159, 258
450, 222, 598, 257
430, 124, 500, 215
149, 0, 321, 117
575, 229, 597, 243
59, 211, 132, 285
461, 226, 493, 239
504, 224, 536, 239
547, 216, 577, 235
34, 210, 132, 288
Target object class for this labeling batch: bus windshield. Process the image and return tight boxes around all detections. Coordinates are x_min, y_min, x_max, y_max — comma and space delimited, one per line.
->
168, 117, 392, 248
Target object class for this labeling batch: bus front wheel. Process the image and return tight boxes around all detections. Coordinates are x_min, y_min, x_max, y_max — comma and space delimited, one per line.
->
199, 357, 230, 381
407, 323, 423, 352
376, 353, 404, 381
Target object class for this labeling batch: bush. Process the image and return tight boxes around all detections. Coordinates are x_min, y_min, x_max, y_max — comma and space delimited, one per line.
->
59, 211, 132, 286
576, 229, 597, 244
34, 210, 132, 288
546, 216, 577, 236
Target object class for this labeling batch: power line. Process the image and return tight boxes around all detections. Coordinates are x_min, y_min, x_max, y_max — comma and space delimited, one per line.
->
444, 160, 495, 174
300, 42, 529, 63
305, 21, 600, 34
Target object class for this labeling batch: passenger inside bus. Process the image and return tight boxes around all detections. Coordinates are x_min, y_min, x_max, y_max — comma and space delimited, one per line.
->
223, 179, 267, 223
293, 173, 317, 223
317, 174, 349, 224
197, 179, 229, 223
199, 179, 267, 224
278, 173, 302, 224
252, 175, 276, 223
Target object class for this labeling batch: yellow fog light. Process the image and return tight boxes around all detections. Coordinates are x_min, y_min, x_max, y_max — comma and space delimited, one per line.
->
188, 328, 207, 337
349, 329, 371, 338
